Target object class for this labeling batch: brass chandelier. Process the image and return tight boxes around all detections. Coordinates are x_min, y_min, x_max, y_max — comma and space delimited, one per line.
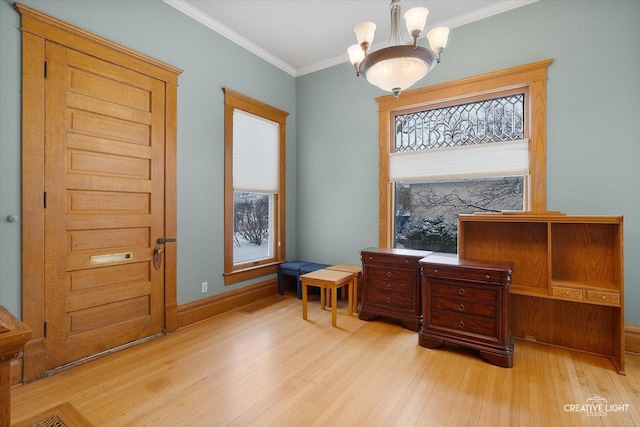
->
348, 0, 450, 99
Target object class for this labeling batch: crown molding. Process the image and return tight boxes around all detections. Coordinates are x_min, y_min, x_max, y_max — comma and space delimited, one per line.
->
163, 0, 296, 77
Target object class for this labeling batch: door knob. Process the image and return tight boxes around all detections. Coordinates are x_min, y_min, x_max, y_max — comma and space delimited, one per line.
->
153, 245, 163, 270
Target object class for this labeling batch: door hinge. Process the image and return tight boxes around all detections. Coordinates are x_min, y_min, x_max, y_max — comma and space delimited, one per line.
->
44, 321, 47, 338
44, 61, 48, 79
44, 191, 47, 209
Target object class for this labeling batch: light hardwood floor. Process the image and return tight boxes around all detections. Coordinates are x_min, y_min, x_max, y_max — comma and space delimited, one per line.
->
11, 293, 640, 426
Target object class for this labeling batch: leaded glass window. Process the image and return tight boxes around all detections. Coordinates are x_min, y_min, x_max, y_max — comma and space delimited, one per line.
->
394, 94, 525, 152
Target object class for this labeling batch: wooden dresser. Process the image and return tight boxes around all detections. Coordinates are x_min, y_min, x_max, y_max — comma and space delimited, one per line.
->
458, 212, 625, 373
359, 248, 432, 331
419, 255, 514, 368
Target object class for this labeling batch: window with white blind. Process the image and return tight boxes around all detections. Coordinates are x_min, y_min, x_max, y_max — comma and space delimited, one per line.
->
376, 60, 552, 250
223, 89, 288, 284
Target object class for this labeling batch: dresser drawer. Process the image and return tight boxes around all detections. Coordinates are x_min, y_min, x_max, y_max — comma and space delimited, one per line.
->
586, 290, 620, 306
366, 291, 415, 310
430, 282, 498, 303
431, 296, 496, 318
366, 265, 415, 282
424, 264, 507, 284
367, 277, 414, 296
362, 252, 422, 268
552, 286, 583, 302
429, 309, 497, 337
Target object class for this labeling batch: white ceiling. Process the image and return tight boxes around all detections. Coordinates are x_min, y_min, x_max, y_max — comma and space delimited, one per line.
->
164, 0, 537, 77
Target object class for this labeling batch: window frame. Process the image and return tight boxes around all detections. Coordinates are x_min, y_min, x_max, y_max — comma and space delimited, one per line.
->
223, 88, 288, 284
377, 60, 553, 247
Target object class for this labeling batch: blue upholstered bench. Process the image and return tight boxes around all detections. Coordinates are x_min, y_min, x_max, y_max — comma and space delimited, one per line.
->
278, 261, 330, 298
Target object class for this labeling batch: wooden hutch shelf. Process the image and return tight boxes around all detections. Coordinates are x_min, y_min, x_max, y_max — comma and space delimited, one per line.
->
458, 212, 624, 374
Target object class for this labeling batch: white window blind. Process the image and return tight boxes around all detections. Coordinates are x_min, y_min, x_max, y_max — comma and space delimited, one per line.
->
389, 139, 529, 182
233, 109, 279, 192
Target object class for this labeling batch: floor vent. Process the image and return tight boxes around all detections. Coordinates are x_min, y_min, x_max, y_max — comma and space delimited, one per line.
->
13, 402, 93, 427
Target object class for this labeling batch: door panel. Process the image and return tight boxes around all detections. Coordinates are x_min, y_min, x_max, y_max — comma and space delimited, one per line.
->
44, 41, 165, 369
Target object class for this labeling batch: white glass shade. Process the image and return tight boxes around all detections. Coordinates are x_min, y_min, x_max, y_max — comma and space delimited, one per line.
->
347, 44, 365, 65
404, 7, 429, 35
427, 26, 450, 51
365, 56, 429, 94
354, 21, 376, 45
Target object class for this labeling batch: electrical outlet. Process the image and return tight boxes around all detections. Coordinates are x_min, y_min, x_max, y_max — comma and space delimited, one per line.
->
201, 281, 208, 293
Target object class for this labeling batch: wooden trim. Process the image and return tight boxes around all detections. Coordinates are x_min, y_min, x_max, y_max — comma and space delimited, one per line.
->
14, 3, 182, 83
20, 29, 46, 385
223, 101, 235, 276
223, 264, 279, 285
625, 324, 640, 355
222, 88, 289, 125
377, 59, 553, 247
18, 5, 181, 382
528, 78, 548, 210
164, 81, 179, 333
376, 59, 553, 112
378, 110, 392, 248
177, 279, 279, 328
10, 357, 24, 388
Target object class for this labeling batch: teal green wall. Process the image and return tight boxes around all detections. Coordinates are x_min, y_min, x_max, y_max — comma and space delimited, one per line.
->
0, 0, 296, 317
1, 0, 639, 326
0, 0, 22, 315
296, 0, 640, 324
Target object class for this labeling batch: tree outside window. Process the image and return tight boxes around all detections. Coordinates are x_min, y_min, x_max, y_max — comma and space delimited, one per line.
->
394, 177, 524, 253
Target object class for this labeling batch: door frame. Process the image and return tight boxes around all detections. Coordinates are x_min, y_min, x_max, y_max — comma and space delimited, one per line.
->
16, 4, 182, 382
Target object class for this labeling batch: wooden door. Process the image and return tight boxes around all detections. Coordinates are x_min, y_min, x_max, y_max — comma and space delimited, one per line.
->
43, 41, 166, 369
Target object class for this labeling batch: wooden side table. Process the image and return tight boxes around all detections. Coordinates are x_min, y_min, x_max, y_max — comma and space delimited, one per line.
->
300, 269, 354, 327
0, 306, 32, 427
326, 264, 362, 313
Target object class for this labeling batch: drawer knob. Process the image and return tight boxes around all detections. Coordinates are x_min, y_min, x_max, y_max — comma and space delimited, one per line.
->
433, 269, 439, 274
458, 304, 465, 311
386, 271, 392, 277
458, 288, 465, 295
386, 283, 392, 290
485, 274, 490, 280
386, 297, 391, 304
564, 291, 570, 296
601, 295, 607, 300
458, 321, 465, 328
